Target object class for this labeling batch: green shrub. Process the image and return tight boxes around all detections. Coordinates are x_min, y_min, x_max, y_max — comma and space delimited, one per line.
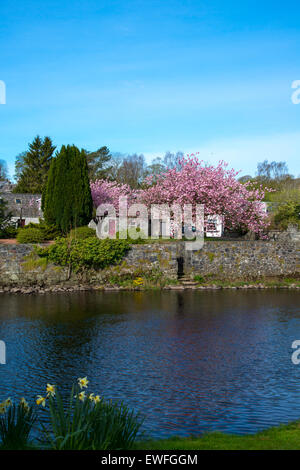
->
22, 222, 41, 229
273, 201, 300, 230
0, 400, 36, 450
17, 227, 46, 244
39, 223, 61, 241
0, 225, 17, 239
37, 237, 130, 271
21, 222, 61, 241
194, 275, 205, 283
69, 226, 96, 240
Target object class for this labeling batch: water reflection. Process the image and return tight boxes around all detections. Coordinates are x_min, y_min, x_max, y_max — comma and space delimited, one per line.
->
0, 290, 300, 438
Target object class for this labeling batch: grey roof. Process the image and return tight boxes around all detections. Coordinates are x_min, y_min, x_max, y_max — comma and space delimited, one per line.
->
0, 181, 14, 192
0, 193, 42, 218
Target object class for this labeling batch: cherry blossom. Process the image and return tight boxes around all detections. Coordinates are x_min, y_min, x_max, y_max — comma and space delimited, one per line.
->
139, 156, 271, 235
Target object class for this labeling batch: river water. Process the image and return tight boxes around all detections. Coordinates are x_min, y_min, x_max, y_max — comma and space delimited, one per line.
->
0, 290, 300, 439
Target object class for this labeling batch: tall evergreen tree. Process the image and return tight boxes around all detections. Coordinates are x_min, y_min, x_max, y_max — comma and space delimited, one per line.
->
43, 145, 93, 232
84, 146, 112, 181
14, 136, 56, 193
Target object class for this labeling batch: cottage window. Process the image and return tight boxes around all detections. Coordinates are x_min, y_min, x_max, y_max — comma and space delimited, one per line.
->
15, 199, 22, 204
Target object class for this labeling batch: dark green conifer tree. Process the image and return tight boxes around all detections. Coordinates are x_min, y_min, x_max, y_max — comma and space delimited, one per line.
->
43, 145, 93, 232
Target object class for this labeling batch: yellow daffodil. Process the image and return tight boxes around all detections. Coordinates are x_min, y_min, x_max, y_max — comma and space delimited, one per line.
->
77, 391, 86, 402
0, 403, 6, 414
4, 397, 12, 408
88, 393, 95, 401
46, 384, 55, 397
36, 395, 46, 407
78, 377, 89, 389
93, 395, 101, 404
20, 397, 30, 411
133, 277, 143, 286
0, 398, 12, 414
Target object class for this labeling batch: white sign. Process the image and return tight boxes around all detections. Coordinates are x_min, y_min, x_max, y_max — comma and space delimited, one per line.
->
206, 215, 223, 237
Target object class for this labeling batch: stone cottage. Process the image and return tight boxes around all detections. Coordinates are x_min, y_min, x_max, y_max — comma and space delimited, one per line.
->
0, 192, 42, 227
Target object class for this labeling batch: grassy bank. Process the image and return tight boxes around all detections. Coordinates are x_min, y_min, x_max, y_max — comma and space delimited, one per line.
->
101, 271, 300, 290
136, 421, 300, 450
1, 278, 300, 294
191, 277, 300, 289
2, 420, 300, 450
103, 276, 300, 290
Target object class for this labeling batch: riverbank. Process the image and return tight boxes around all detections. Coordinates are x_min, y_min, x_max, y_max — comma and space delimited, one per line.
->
136, 420, 300, 450
0, 277, 300, 294
1, 241, 299, 290
1, 420, 300, 451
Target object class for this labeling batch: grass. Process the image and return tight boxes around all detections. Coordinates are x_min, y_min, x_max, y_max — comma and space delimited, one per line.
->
2, 417, 300, 450
106, 268, 179, 289
22, 251, 49, 272
192, 276, 300, 288
136, 420, 300, 450
101, 275, 300, 290
2, 423, 300, 450
107, 278, 179, 289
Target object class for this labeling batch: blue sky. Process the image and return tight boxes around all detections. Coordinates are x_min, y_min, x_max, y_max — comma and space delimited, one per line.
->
1, 0, 300, 179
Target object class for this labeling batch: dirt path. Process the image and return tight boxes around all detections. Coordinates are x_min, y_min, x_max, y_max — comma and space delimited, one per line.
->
0, 239, 18, 245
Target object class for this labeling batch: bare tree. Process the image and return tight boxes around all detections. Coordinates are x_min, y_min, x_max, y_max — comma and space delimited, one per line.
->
116, 154, 147, 188
149, 151, 184, 173
163, 151, 184, 170
14, 152, 26, 182
256, 160, 289, 181
105, 150, 185, 187
106, 152, 125, 181
0, 159, 8, 181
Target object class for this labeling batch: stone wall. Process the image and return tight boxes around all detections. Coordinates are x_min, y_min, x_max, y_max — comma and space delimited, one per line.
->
0, 244, 69, 286
185, 241, 299, 279
267, 227, 300, 243
0, 240, 299, 287
124, 240, 300, 279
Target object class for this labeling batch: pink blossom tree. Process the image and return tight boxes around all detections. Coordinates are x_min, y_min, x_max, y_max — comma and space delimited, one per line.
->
139, 156, 271, 235
90, 179, 135, 212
